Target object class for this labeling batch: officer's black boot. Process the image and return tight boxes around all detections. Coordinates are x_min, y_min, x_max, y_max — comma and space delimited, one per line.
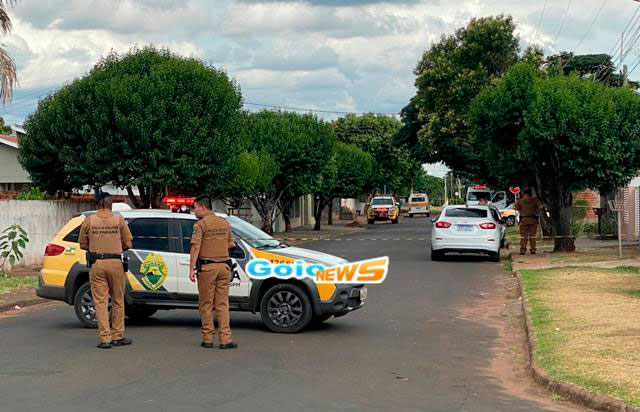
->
97, 342, 112, 349
112, 337, 132, 346
219, 342, 238, 350
201, 342, 215, 349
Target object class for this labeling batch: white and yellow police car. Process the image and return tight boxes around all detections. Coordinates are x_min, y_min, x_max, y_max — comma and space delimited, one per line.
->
36, 199, 367, 333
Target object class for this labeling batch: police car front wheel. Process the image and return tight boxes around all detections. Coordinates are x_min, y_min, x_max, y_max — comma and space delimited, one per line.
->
260, 284, 313, 333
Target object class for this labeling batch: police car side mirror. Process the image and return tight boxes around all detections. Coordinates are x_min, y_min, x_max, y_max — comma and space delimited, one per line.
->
431, 218, 437, 224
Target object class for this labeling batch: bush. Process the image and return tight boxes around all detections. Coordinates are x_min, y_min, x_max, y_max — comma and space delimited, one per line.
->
0, 225, 29, 274
16, 186, 46, 200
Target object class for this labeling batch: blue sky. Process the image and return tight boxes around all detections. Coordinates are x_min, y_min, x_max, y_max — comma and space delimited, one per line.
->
1, 0, 638, 177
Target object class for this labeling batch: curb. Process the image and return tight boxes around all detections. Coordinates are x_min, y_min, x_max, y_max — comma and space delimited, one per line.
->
0, 295, 47, 313
511, 254, 640, 412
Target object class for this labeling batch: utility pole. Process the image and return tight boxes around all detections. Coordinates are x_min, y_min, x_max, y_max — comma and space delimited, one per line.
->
444, 173, 448, 205
623, 64, 629, 87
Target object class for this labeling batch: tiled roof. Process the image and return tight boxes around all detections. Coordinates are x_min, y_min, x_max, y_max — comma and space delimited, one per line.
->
0, 134, 18, 147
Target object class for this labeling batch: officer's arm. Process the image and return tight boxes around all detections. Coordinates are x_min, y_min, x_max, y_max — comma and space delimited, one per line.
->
190, 223, 203, 271
79, 219, 90, 251
227, 222, 235, 249
120, 218, 133, 251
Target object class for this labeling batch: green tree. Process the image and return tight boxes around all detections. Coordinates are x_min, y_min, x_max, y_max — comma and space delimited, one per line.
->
470, 63, 640, 251
546, 52, 639, 89
20, 46, 244, 207
312, 143, 373, 231
242, 110, 336, 234
410, 15, 520, 176
332, 113, 413, 195
0, 117, 12, 134
413, 171, 444, 204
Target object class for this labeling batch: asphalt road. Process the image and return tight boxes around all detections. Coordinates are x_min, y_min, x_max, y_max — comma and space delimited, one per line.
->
0, 219, 575, 412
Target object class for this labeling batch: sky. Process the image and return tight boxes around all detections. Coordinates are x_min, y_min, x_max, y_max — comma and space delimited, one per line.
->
1, 0, 638, 177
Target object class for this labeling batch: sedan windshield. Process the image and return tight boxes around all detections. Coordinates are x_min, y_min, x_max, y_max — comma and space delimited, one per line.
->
372, 198, 393, 205
226, 216, 280, 249
444, 208, 488, 218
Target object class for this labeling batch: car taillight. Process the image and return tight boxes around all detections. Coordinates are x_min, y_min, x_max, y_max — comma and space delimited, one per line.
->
479, 223, 497, 229
435, 221, 451, 228
45, 243, 65, 256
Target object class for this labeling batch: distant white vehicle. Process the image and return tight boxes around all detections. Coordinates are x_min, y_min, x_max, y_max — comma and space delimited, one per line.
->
430, 205, 505, 262
465, 185, 508, 209
408, 193, 430, 217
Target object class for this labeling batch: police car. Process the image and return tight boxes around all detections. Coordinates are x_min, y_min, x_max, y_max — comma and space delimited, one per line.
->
36, 198, 367, 333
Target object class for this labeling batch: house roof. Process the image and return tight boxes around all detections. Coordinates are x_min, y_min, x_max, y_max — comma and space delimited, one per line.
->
0, 134, 18, 148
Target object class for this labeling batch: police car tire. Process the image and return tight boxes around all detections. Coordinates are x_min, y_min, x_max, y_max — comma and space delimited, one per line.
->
490, 251, 501, 262
368, 220, 374, 225
430, 249, 442, 261
74, 282, 100, 329
409, 213, 413, 218
260, 283, 313, 333
392, 218, 399, 224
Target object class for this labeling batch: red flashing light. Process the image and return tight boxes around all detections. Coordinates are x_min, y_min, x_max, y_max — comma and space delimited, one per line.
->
435, 221, 452, 229
479, 222, 497, 230
45, 243, 65, 256
472, 185, 488, 190
163, 197, 195, 206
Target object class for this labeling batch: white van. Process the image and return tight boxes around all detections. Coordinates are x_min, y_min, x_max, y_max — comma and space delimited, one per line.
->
408, 193, 430, 217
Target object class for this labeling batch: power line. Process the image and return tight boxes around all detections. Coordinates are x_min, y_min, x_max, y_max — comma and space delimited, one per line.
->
533, 0, 549, 44
244, 101, 399, 116
571, 0, 608, 54
553, 0, 574, 49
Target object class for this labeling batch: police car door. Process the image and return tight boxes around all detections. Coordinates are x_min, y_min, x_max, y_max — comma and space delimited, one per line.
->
491, 191, 507, 210
175, 218, 250, 298
125, 217, 179, 295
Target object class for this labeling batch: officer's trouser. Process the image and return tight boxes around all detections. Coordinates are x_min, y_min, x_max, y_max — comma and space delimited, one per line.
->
89, 259, 126, 343
197, 263, 232, 344
519, 218, 539, 253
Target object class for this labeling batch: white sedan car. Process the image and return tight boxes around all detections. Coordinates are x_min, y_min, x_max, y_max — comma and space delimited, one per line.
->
430, 205, 504, 262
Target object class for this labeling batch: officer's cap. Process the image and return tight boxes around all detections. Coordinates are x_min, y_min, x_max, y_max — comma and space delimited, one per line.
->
95, 191, 112, 204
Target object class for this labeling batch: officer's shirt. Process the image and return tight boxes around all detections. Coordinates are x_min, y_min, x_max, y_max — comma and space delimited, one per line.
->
191, 211, 234, 263
514, 197, 543, 219
79, 210, 133, 254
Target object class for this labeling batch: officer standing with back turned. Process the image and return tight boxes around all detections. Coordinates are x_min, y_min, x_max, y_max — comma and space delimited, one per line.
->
189, 195, 238, 349
79, 192, 134, 349
514, 188, 544, 255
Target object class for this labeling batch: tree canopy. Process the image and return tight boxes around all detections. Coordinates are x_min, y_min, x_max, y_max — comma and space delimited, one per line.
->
20, 46, 244, 207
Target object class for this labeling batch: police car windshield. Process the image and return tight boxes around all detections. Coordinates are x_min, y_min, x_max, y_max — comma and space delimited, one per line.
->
411, 197, 425, 202
371, 198, 393, 205
226, 216, 280, 249
467, 192, 488, 201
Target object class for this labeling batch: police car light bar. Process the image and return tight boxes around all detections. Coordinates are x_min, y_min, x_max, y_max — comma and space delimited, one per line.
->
162, 196, 195, 206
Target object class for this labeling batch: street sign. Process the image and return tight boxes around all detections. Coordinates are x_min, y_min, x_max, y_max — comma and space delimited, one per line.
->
509, 186, 521, 194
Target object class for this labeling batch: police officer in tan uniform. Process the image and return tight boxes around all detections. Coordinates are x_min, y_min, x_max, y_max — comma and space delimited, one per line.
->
514, 188, 544, 255
79, 192, 133, 349
189, 195, 238, 349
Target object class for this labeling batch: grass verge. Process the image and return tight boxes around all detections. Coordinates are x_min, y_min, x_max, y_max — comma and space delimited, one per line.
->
0, 275, 38, 296
521, 267, 640, 406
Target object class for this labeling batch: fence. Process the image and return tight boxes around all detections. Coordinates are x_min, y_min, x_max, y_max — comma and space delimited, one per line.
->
0, 200, 94, 268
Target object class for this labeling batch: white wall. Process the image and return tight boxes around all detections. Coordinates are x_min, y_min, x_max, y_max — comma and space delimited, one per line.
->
0, 144, 30, 184
0, 200, 94, 268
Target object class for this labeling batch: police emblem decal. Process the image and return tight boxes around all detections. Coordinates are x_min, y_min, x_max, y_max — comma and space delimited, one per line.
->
140, 253, 169, 290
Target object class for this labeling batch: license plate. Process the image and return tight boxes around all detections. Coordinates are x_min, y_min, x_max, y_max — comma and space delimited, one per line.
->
360, 287, 368, 301
456, 225, 473, 232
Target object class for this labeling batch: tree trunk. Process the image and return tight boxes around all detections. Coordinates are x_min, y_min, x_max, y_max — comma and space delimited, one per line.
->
280, 200, 292, 233
126, 186, 144, 209
551, 192, 575, 252
313, 194, 326, 231
250, 197, 275, 235
137, 184, 150, 208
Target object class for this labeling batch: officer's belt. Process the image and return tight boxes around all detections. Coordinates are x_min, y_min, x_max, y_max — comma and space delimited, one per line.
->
91, 253, 122, 260
199, 258, 228, 265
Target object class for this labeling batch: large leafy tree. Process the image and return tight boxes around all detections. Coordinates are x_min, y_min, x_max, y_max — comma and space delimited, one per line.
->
470, 62, 640, 251
332, 113, 415, 195
242, 110, 335, 234
20, 46, 244, 207
408, 15, 520, 175
312, 143, 373, 231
